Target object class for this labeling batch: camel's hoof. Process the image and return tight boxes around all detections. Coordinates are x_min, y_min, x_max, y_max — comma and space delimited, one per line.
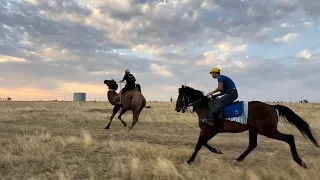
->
300, 161, 308, 169
123, 122, 127, 127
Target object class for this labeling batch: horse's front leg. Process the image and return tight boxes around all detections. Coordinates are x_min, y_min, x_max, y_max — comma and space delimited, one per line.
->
202, 130, 222, 154
203, 142, 223, 154
187, 134, 204, 164
187, 126, 216, 163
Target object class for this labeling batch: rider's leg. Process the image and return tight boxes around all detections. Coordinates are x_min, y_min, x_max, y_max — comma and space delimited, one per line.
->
116, 87, 126, 105
202, 89, 238, 126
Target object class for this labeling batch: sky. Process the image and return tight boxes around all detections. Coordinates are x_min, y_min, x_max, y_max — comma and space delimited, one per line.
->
0, 0, 320, 102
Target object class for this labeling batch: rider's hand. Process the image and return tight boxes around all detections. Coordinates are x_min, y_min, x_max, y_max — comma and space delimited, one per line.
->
206, 92, 212, 96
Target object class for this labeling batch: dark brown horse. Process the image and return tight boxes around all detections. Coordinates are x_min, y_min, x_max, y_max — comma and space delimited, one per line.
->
175, 85, 319, 168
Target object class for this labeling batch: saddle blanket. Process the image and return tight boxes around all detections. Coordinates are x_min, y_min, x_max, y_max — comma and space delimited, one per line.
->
224, 101, 249, 125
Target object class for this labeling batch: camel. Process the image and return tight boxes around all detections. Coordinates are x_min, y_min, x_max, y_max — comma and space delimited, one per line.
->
103, 79, 151, 131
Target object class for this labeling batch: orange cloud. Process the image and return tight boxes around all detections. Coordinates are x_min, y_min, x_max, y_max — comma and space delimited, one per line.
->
0, 88, 55, 100
0, 55, 27, 63
0, 82, 109, 101
58, 82, 106, 93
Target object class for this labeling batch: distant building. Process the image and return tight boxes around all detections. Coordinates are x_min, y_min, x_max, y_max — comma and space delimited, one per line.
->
73, 92, 86, 101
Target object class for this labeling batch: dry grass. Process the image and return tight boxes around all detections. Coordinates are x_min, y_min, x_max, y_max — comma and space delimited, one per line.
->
0, 101, 320, 180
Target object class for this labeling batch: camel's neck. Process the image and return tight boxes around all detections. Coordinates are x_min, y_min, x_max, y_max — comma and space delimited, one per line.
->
107, 90, 118, 105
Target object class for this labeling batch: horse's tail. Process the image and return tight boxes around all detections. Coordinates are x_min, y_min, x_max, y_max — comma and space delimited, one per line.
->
274, 104, 319, 147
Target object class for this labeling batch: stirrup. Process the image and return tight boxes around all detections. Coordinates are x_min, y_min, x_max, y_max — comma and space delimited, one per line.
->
201, 116, 214, 126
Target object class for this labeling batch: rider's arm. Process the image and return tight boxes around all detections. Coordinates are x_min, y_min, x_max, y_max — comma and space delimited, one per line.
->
212, 82, 223, 94
210, 83, 223, 94
119, 74, 127, 83
208, 76, 224, 95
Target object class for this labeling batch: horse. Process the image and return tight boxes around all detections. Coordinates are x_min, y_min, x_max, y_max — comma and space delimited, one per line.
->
175, 85, 319, 168
103, 79, 151, 131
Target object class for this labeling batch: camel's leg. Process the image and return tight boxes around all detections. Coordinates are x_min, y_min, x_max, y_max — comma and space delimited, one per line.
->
128, 108, 142, 132
118, 109, 128, 127
105, 105, 121, 129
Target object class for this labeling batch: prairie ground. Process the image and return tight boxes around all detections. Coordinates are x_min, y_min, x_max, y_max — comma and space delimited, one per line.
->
0, 101, 319, 180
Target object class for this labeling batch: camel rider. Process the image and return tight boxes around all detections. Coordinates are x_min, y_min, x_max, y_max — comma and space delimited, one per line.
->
202, 67, 238, 126
116, 69, 136, 105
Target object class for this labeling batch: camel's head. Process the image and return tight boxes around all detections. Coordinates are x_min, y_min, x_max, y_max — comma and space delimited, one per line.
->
103, 79, 118, 90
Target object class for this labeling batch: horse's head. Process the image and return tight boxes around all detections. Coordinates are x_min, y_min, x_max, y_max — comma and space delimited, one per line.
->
103, 79, 118, 90
175, 85, 205, 113
176, 85, 189, 113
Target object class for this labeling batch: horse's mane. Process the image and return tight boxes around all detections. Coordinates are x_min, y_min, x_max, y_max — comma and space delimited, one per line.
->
178, 85, 205, 100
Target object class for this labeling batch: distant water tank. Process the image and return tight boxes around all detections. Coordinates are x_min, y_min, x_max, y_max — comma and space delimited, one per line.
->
73, 92, 86, 101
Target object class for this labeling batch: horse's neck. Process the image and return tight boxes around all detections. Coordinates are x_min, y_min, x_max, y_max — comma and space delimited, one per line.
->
192, 98, 210, 119
107, 90, 118, 105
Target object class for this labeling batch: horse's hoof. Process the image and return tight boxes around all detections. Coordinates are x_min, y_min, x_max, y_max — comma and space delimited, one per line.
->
216, 149, 223, 154
300, 161, 308, 169
186, 159, 193, 164
105, 126, 110, 129
233, 160, 241, 166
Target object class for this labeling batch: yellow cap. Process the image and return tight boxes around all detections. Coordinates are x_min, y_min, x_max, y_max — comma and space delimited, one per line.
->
209, 67, 220, 74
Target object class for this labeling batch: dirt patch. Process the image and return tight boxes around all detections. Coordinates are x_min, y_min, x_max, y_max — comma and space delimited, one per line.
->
85, 108, 112, 113
18, 109, 48, 113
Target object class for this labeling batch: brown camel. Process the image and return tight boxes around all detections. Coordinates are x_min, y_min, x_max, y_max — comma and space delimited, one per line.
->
103, 79, 151, 131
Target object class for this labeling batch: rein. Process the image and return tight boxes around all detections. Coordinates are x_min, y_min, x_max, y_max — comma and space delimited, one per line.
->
181, 93, 207, 113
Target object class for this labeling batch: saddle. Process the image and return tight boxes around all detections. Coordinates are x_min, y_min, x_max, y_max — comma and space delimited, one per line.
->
208, 96, 243, 119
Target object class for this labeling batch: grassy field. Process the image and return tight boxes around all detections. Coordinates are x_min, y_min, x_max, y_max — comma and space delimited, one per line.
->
0, 101, 319, 180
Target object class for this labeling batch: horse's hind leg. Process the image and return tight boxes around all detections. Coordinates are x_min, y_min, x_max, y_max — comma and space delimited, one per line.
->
105, 105, 121, 129
263, 130, 307, 168
237, 128, 258, 162
118, 109, 127, 127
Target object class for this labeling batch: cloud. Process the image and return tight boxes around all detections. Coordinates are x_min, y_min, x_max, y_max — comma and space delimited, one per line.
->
149, 63, 174, 78
0, 0, 320, 102
297, 50, 312, 59
280, 22, 294, 28
303, 21, 313, 28
196, 43, 248, 67
272, 33, 299, 44
0, 55, 27, 63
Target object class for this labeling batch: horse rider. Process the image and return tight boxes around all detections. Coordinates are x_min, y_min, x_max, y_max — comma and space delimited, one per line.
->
202, 67, 238, 126
116, 69, 136, 106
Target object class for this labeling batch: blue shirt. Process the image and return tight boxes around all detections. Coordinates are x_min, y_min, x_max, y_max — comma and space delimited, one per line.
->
217, 75, 236, 92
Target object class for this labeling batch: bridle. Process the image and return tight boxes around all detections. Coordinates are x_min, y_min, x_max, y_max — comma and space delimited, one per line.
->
180, 92, 207, 113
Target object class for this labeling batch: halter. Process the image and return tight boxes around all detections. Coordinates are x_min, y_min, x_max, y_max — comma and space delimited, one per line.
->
180, 92, 207, 113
